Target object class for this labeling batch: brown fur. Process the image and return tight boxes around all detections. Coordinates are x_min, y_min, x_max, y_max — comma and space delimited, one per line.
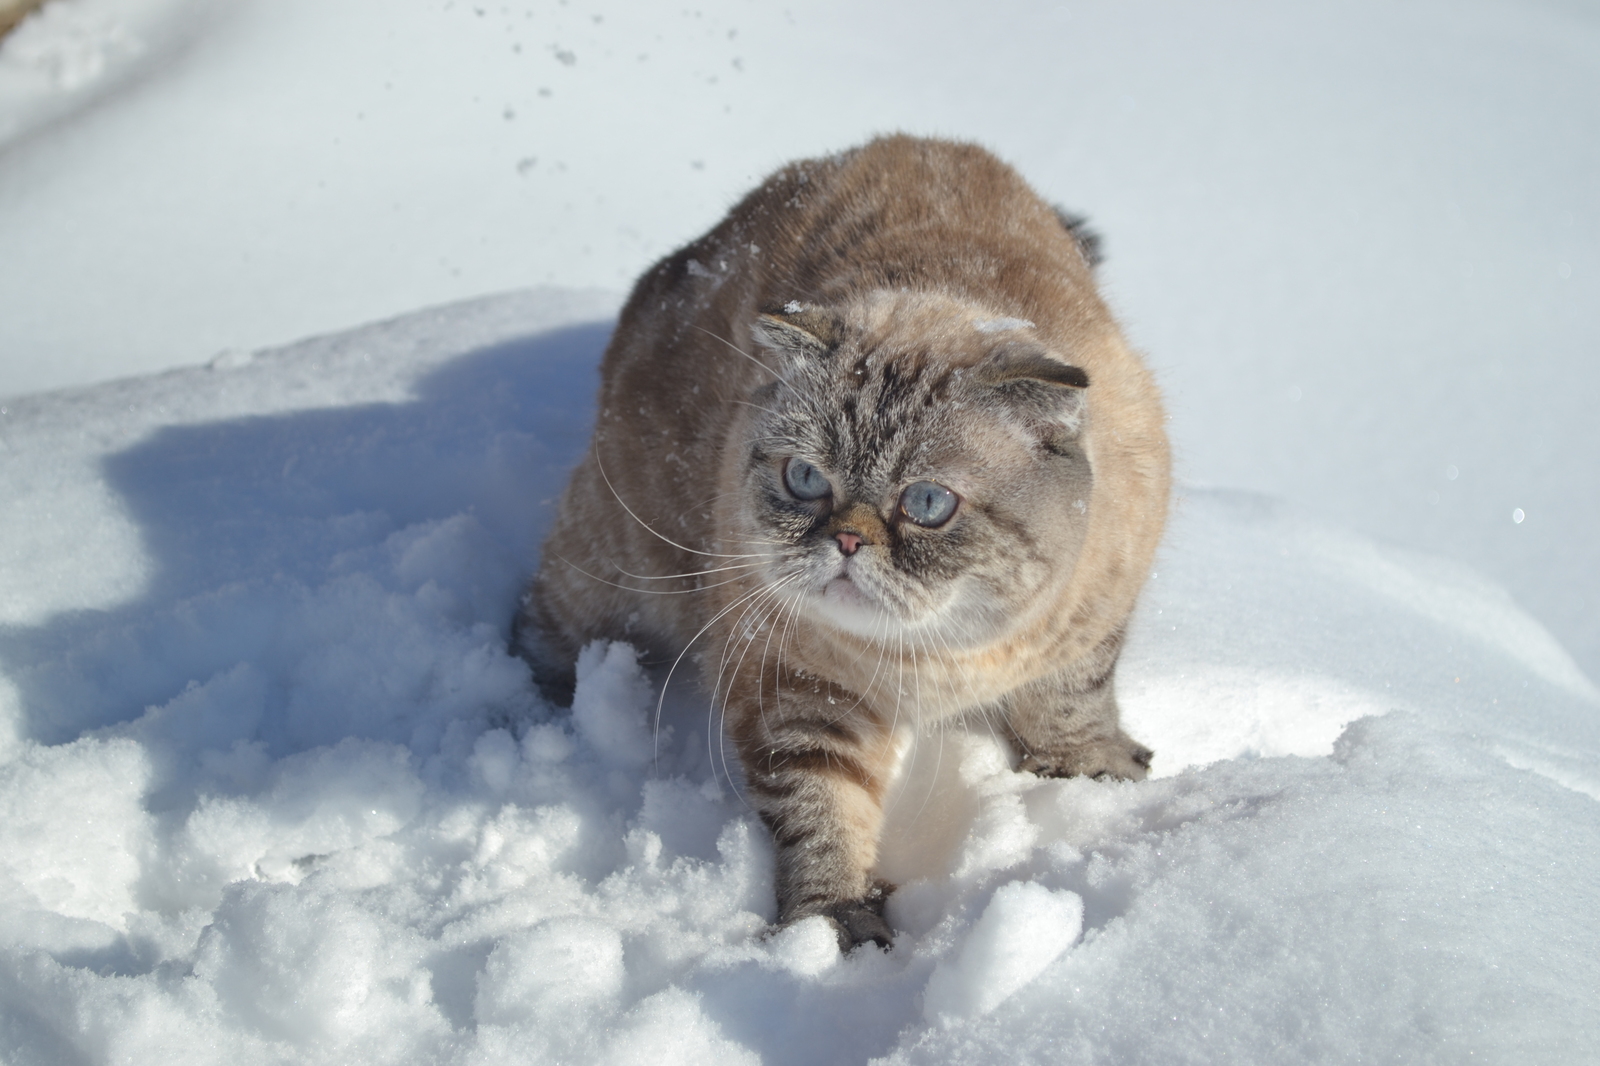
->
518, 135, 1170, 950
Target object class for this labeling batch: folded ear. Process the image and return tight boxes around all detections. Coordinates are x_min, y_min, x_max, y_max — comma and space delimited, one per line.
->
974, 343, 1090, 438
976, 346, 1089, 389
751, 302, 844, 359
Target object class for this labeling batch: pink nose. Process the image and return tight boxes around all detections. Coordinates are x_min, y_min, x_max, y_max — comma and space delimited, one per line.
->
835, 532, 862, 556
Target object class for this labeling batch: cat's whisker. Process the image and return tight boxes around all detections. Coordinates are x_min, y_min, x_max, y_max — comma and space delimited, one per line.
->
593, 445, 768, 560
924, 711, 953, 824
552, 552, 764, 598
891, 627, 947, 830
610, 559, 768, 581
728, 399, 789, 419
705, 589, 770, 708
752, 571, 801, 739
970, 701, 1012, 779
713, 574, 793, 712
651, 570, 804, 766
820, 596, 892, 729
925, 608, 981, 707
691, 323, 781, 379
712, 589, 772, 704
883, 626, 906, 749
693, 325, 845, 428
883, 624, 921, 819
717, 579, 797, 691
718, 577, 804, 795
677, 487, 800, 535
710, 579, 796, 805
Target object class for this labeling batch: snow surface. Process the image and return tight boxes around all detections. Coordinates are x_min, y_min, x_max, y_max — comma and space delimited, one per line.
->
3, 0, 1600, 1060
1, 292, 1597, 1064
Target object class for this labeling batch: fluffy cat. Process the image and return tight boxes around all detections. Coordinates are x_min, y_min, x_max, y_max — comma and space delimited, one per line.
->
517, 135, 1170, 951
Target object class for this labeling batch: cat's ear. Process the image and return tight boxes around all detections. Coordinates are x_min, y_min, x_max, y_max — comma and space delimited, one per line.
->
976, 345, 1090, 390
975, 344, 1090, 438
751, 302, 843, 360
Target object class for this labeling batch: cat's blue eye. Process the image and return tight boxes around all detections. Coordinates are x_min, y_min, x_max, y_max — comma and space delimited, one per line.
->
900, 481, 958, 527
783, 458, 833, 501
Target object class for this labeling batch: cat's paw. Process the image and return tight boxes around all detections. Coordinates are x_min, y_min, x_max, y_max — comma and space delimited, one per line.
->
788, 881, 895, 953
1018, 734, 1153, 782
819, 902, 893, 953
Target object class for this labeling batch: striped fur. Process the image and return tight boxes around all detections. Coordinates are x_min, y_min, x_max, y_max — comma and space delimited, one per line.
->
517, 136, 1169, 951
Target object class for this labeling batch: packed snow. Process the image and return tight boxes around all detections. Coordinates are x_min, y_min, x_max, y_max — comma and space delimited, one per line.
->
1, 292, 1597, 1064
3, 0, 1600, 1062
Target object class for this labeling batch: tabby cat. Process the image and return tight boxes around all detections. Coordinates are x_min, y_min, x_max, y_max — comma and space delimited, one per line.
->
517, 135, 1170, 951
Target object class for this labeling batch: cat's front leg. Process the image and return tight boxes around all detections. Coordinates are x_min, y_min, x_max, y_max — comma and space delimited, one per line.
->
727, 674, 899, 952
1004, 633, 1153, 781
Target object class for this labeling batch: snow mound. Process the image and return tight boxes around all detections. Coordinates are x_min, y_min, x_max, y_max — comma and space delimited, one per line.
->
921, 881, 1084, 1024
0, 292, 1596, 1064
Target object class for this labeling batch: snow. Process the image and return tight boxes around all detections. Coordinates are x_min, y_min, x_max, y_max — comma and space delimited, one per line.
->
0, 292, 1596, 1064
2, 0, 1600, 1062
920, 881, 1084, 1024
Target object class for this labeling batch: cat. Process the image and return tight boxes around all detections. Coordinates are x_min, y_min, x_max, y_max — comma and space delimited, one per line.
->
516, 135, 1170, 951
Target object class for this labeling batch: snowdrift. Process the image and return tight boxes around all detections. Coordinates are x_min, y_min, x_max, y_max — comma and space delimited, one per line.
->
1, 291, 1596, 1064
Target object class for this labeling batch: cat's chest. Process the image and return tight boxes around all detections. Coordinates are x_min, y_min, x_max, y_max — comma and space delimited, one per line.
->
772, 616, 1039, 723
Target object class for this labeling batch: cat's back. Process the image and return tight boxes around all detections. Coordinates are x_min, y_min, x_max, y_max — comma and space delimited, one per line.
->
618, 135, 1093, 330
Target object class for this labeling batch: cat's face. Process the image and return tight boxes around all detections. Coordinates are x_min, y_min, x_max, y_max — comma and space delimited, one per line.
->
739, 294, 1095, 647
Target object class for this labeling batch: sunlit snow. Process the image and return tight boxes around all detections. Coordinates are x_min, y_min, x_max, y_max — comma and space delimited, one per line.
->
1, 292, 1596, 1064
1, 1, 1598, 1063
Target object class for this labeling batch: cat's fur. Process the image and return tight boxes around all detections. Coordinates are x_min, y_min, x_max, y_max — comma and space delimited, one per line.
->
517, 135, 1170, 951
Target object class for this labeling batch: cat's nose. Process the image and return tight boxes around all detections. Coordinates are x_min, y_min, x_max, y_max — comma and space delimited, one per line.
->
835, 531, 862, 556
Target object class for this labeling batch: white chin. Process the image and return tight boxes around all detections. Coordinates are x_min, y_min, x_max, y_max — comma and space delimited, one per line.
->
809, 577, 895, 636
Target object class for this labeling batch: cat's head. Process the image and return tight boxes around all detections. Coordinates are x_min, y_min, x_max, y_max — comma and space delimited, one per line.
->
739, 291, 1095, 646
